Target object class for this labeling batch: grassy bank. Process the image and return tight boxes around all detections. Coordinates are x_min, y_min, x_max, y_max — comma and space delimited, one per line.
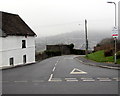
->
86, 50, 120, 64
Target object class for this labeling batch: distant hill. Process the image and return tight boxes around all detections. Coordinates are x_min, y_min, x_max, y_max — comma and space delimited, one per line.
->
35, 30, 111, 52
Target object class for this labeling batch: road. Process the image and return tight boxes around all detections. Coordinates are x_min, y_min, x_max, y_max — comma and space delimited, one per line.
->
2, 55, 120, 94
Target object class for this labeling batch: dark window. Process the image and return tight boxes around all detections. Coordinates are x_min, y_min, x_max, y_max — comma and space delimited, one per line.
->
23, 55, 26, 64
10, 57, 14, 65
22, 40, 26, 48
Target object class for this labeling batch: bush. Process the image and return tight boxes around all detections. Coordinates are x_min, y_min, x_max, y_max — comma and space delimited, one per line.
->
116, 51, 120, 59
73, 49, 85, 55
44, 50, 61, 57
104, 49, 113, 57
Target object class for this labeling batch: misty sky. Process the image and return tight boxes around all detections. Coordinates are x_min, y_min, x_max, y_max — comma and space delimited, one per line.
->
0, 0, 119, 37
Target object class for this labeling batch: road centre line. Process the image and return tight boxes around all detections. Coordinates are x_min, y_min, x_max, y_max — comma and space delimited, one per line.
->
52, 67, 56, 72
55, 63, 57, 66
48, 74, 53, 81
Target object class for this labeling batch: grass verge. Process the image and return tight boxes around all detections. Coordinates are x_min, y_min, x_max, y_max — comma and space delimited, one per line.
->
86, 50, 120, 64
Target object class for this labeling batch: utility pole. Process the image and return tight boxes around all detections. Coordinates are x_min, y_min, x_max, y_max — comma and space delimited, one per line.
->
107, 2, 117, 64
85, 19, 88, 57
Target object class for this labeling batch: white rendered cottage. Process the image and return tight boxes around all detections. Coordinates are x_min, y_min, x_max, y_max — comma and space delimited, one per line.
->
0, 11, 36, 67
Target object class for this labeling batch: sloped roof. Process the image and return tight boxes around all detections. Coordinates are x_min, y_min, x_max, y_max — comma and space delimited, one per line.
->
0, 11, 36, 37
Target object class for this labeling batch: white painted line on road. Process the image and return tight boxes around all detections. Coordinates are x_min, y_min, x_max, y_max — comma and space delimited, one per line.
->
82, 79, 95, 82
49, 78, 62, 82
55, 61, 59, 66
97, 78, 112, 82
1, 81, 9, 83
65, 78, 77, 80
70, 68, 87, 74
64, 58, 73, 60
97, 78, 109, 79
52, 67, 56, 72
65, 78, 78, 82
99, 79, 112, 82
32, 80, 44, 82
113, 78, 120, 81
79, 60, 83, 62
55, 63, 57, 66
48, 74, 53, 81
66, 79, 78, 82
81, 78, 95, 81
81, 78, 93, 79
14, 80, 28, 83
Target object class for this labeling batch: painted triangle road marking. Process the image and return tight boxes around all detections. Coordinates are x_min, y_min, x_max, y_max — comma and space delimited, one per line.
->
70, 68, 87, 74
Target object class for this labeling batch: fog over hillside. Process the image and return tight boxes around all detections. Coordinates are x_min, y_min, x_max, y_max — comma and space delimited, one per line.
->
35, 30, 111, 52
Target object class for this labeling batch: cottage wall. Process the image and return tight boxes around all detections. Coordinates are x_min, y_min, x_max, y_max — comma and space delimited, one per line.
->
0, 36, 35, 66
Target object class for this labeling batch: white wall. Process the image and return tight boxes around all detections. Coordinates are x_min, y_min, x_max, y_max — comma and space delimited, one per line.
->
0, 36, 35, 66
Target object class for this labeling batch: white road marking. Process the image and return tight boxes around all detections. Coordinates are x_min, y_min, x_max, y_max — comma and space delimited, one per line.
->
65, 78, 78, 82
49, 78, 62, 82
79, 60, 83, 62
113, 78, 120, 81
64, 58, 73, 60
97, 78, 112, 82
55, 63, 57, 66
52, 67, 56, 72
97, 78, 109, 79
70, 68, 87, 74
14, 80, 28, 83
82, 79, 95, 81
81, 78, 95, 81
66, 79, 78, 81
32, 80, 44, 82
48, 74, 53, 81
1, 81, 9, 83
55, 61, 59, 66
65, 78, 77, 80
99, 79, 112, 81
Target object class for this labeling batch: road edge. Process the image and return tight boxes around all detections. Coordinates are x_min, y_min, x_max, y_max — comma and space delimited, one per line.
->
0, 61, 39, 70
75, 57, 120, 70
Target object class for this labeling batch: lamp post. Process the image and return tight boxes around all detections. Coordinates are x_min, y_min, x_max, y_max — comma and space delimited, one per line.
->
107, 1, 117, 64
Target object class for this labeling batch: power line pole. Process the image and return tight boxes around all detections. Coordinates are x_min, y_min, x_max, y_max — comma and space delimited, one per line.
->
85, 19, 88, 57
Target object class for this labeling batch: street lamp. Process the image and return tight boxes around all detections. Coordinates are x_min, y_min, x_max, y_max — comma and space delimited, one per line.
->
107, 1, 117, 64
107, 2, 116, 26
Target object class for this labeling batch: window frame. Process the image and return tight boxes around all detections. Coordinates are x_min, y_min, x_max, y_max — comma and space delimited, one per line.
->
22, 40, 26, 48
9, 57, 14, 66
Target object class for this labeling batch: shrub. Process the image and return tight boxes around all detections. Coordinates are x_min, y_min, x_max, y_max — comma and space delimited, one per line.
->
116, 51, 120, 59
104, 49, 113, 57
44, 50, 61, 57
